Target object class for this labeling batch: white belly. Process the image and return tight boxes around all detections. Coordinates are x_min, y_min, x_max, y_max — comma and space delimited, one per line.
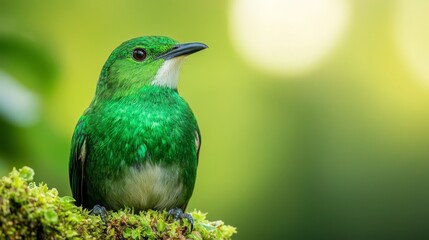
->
106, 162, 184, 210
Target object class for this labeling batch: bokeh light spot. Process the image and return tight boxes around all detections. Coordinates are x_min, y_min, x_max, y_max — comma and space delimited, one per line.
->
229, 0, 350, 76
394, 0, 429, 86
0, 71, 40, 126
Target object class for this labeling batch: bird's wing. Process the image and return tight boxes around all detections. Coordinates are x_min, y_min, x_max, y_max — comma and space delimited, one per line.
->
69, 116, 88, 206
195, 129, 201, 165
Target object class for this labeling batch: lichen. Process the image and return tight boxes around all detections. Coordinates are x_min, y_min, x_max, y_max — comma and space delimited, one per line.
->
0, 166, 236, 239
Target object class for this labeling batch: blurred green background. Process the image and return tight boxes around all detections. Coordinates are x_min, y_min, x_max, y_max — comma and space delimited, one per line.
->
1, 0, 429, 239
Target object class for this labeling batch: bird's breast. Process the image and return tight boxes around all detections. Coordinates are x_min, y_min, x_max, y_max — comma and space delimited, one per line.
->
91, 94, 196, 165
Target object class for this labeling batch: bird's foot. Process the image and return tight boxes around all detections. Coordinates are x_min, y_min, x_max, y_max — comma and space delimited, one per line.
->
91, 204, 108, 222
167, 207, 194, 231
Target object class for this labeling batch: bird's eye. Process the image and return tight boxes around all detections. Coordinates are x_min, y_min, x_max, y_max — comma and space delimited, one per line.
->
132, 48, 147, 61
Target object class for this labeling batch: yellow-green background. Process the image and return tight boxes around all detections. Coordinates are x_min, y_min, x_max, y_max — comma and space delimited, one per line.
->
1, 1, 429, 239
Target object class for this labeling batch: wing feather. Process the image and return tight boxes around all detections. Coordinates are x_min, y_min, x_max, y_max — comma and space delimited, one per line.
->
69, 116, 88, 207
194, 129, 201, 165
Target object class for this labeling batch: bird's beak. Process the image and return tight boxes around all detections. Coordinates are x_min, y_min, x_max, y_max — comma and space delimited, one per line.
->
156, 42, 208, 60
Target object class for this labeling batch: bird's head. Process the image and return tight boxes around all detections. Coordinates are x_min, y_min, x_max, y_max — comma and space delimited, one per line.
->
95, 36, 207, 99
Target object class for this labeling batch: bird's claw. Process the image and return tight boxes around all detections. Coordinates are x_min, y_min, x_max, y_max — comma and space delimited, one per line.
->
167, 208, 194, 231
91, 204, 108, 222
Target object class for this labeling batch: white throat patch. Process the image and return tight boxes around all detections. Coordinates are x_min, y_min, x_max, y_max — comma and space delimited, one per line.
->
151, 57, 185, 89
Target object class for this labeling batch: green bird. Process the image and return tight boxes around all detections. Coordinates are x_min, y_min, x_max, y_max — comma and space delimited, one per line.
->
69, 36, 207, 224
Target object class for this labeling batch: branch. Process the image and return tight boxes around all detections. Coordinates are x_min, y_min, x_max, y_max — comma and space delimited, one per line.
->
0, 167, 236, 239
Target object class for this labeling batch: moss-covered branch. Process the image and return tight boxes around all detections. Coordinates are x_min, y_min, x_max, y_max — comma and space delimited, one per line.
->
0, 167, 236, 239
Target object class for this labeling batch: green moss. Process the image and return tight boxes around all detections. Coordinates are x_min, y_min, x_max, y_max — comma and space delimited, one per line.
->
0, 167, 236, 239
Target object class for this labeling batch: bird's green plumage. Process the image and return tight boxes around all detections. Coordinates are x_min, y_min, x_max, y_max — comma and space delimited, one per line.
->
69, 36, 205, 212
